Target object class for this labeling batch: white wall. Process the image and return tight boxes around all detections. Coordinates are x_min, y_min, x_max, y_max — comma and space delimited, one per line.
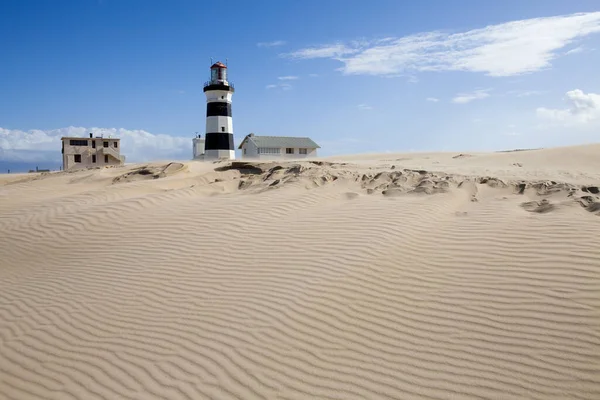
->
240, 140, 259, 158
204, 90, 233, 103
192, 138, 205, 159
204, 149, 235, 160
205, 116, 233, 134
239, 144, 318, 159
62, 139, 123, 170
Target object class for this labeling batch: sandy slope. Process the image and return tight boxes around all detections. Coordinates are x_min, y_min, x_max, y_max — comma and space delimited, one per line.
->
1, 145, 600, 400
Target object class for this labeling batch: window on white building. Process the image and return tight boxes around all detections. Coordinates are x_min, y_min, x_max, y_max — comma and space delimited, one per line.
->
258, 147, 280, 154
286, 148, 294, 154
299, 148, 308, 155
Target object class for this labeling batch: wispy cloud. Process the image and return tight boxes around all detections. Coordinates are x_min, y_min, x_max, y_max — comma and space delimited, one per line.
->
285, 43, 356, 59
257, 40, 286, 48
426, 97, 439, 102
266, 76, 298, 89
536, 89, 600, 124
308, 73, 319, 77
452, 89, 491, 104
566, 46, 585, 55
357, 104, 373, 110
0, 127, 191, 163
508, 89, 547, 97
284, 12, 600, 77
266, 83, 293, 91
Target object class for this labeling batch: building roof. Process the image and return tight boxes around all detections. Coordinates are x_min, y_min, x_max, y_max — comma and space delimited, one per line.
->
238, 135, 320, 150
210, 61, 227, 69
61, 136, 120, 140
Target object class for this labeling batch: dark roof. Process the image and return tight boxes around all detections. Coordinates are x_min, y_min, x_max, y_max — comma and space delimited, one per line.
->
210, 62, 227, 69
238, 135, 320, 149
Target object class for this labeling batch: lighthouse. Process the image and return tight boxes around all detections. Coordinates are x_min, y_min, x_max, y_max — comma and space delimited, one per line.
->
203, 61, 235, 160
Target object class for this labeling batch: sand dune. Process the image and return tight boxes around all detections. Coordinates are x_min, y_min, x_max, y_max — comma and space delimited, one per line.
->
1, 145, 600, 399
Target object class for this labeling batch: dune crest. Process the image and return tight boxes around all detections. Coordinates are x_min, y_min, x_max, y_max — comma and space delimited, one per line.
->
1, 145, 600, 399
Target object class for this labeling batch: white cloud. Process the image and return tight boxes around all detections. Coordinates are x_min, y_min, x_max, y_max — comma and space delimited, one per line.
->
565, 45, 595, 56
0, 126, 191, 163
452, 89, 491, 104
564, 45, 596, 55
565, 45, 585, 55
536, 89, 600, 124
508, 89, 547, 97
284, 12, 600, 77
266, 83, 292, 90
285, 44, 356, 59
426, 97, 439, 102
257, 40, 286, 48
357, 104, 373, 110
278, 76, 299, 80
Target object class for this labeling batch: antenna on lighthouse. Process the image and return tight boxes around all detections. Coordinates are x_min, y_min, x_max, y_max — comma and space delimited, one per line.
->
226, 58, 228, 67
210, 57, 213, 65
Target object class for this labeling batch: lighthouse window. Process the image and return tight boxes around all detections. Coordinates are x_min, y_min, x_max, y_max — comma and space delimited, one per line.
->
221, 127, 225, 132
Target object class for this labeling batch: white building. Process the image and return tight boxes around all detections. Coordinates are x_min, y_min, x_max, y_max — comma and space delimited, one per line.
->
192, 134, 205, 159
238, 133, 320, 159
61, 133, 125, 170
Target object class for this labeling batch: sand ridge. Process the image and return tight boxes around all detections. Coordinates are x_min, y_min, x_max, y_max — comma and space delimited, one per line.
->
1, 145, 600, 399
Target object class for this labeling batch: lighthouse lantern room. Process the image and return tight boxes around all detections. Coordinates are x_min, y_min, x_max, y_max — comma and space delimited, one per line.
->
203, 61, 235, 160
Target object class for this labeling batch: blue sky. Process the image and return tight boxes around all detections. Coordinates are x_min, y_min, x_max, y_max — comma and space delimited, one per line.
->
1, 0, 600, 171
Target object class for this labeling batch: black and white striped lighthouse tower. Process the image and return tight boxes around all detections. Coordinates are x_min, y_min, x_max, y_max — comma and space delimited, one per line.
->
203, 61, 235, 160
